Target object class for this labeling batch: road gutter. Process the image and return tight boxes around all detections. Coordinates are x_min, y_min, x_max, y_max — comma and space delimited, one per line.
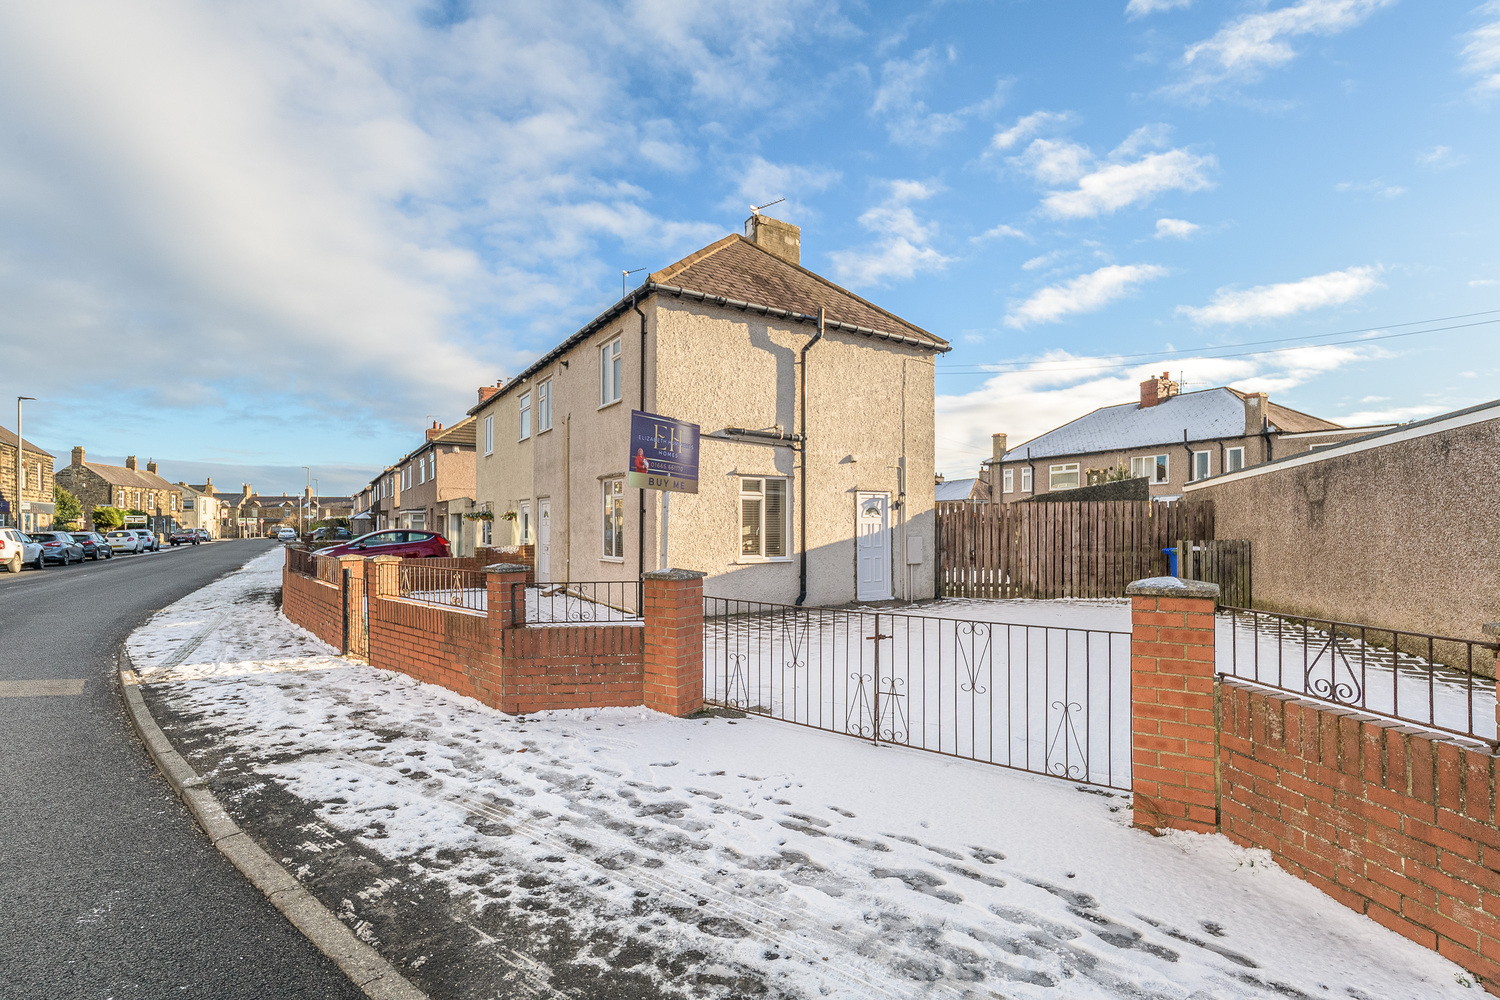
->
117, 647, 427, 1000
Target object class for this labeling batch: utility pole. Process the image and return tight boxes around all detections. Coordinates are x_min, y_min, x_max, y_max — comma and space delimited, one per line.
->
16, 396, 35, 530
302, 466, 311, 537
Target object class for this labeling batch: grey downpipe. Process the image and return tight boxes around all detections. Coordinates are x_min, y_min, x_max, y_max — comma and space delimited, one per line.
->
796, 309, 824, 606
633, 295, 647, 579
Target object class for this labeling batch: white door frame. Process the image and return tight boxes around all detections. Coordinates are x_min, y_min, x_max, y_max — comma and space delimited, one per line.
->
537, 498, 552, 583
855, 491, 891, 602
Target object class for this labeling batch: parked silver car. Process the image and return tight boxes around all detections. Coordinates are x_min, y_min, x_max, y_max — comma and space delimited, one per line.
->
129, 528, 160, 552
105, 529, 144, 554
0, 527, 43, 572
31, 531, 86, 565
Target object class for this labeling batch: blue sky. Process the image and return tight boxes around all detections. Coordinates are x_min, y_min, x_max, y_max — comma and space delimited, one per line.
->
1, 0, 1497, 494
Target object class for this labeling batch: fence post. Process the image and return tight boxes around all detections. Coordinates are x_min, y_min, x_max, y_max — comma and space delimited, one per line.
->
1126, 575, 1220, 834
338, 555, 366, 658
643, 569, 706, 717
484, 563, 530, 629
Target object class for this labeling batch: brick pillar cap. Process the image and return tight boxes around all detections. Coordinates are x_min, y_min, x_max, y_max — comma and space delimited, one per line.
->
369, 554, 402, 564
1483, 623, 1500, 638
643, 568, 707, 581
1125, 576, 1219, 599
484, 563, 531, 574
335, 553, 365, 562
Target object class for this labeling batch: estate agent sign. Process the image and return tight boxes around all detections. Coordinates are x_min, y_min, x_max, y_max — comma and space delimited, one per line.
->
627, 410, 700, 494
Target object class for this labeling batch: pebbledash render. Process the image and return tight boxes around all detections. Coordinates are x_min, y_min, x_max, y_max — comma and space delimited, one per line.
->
469, 213, 950, 607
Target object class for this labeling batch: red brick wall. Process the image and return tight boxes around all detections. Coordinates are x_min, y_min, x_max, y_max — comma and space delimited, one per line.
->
367, 596, 498, 704
282, 565, 344, 651
1220, 679, 1500, 990
499, 626, 644, 713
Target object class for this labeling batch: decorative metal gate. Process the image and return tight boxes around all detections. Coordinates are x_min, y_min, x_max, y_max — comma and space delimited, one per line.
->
703, 598, 1132, 790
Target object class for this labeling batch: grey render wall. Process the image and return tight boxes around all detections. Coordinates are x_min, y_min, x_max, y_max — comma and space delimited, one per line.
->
1184, 413, 1500, 644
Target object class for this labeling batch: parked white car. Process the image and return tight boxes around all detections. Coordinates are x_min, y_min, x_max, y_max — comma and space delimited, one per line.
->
276, 526, 298, 541
106, 529, 144, 554
0, 527, 43, 572
130, 528, 160, 552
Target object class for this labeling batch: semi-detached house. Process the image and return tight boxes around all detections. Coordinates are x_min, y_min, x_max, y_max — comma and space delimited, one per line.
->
469, 213, 950, 606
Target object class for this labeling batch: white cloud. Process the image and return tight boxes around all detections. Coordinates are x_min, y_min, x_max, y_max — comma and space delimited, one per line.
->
1170, 0, 1396, 98
723, 156, 841, 216
933, 345, 1375, 476
1154, 218, 1200, 238
1417, 145, 1465, 169
972, 223, 1028, 243
1177, 266, 1382, 324
1470, 278, 1498, 287
1126, 0, 1194, 17
1004, 263, 1167, 328
1021, 251, 1066, 271
1334, 403, 1449, 425
871, 46, 1006, 147
1334, 179, 1406, 199
1012, 138, 1095, 186
990, 110, 1073, 151
1041, 147, 1216, 219
1463, 3, 1500, 95
830, 180, 952, 286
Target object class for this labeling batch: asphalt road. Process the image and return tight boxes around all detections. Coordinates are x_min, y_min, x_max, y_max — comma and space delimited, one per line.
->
0, 539, 366, 1000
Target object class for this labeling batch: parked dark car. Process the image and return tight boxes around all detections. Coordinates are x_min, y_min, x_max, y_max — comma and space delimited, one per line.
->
31, 531, 86, 565
309, 526, 353, 542
315, 530, 450, 559
169, 529, 200, 546
71, 531, 113, 560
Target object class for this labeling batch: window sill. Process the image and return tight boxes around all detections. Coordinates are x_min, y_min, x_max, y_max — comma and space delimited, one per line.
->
598, 398, 623, 411
731, 557, 793, 565
537, 426, 552, 435
601, 556, 625, 563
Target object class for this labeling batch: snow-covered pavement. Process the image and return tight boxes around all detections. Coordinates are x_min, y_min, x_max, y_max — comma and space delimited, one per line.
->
126, 549, 1477, 999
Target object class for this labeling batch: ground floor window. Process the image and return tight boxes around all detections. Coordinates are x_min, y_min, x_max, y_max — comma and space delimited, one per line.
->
739, 477, 787, 559
602, 478, 624, 559
1226, 447, 1245, 473
519, 501, 531, 545
1191, 450, 1210, 481
1048, 463, 1080, 491
1130, 454, 1169, 484
480, 505, 492, 546
1020, 467, 1033, 492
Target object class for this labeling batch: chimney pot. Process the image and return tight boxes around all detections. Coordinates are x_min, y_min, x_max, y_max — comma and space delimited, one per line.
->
744, 213, 801, 266
71, 446, 84, 466
125, 455, 137, 470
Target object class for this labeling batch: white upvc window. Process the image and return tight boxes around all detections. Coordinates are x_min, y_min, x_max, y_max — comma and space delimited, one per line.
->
600, 337, 622, 405
418, 457, 426, 485
519, 391, 531, 439
1226, 447, 1245, 473
1131, 454, 1170, 484
602, 478, 624, 559
1191, 450, 1211, 481
1048, 463, 1080, 491
484, 414, 494, 455
537, 380, 552, 432
739, 477, 788, 559
480, 503, 492, 546
519, 501, 531, 544
1002, 467, 1014, 493
1020, 467, 1033, 492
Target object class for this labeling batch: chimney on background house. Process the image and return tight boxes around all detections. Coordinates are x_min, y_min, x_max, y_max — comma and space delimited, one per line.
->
477, 385, 499, 406
991, 433, 1008, 462
1139, 372, 1180, 408
1241, 391, 1268, 434
242, 483, 252, 499
146, 459, 157, 474
125, 455, 137, 470
426, 420, 445, 441
204, 477, 214, 494
71, 446, 84, 466
745, 213, 801, 266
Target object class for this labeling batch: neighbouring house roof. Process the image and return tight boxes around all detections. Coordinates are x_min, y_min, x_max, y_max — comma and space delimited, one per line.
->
934, 478, 982, 502
0, 426, 54, 457
469, 232, 948, 416
996, 388, 1343, 463
74, 462, 179, 491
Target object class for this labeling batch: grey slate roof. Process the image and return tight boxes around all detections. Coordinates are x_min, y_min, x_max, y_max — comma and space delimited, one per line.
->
935, 478, 981, 502
1000, 388, 1333, 462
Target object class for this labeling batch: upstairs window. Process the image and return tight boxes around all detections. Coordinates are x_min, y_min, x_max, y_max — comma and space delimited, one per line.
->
484, 415, 494, 455
1130, 454, 1170, 484
1191, 450, 1210, 481
1020, 467, 1033, 492
1226, 447, 1245, 473
600, 338, 622, 405
739, 477, 787, 559
519, 391, 531, 439
537, 380, 552, 432
1002, 468, 1014, 493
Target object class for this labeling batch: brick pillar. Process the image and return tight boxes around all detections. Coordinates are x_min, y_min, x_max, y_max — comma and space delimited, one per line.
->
338, 555, 366, 658
369, 554, 401, 598
1486, 624, 1500, 734
1127, 576, 1221, 834
485, 563, 530, 629
643, 569, 705, 717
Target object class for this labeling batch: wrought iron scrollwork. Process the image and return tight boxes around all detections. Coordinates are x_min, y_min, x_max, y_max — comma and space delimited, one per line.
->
726, 653, 749, 709
875, 675, 908, 743
1046, 700, 1087, 781
1304, 628, 1363, 704
957, 621, 991, 695
846, 670, 874, 738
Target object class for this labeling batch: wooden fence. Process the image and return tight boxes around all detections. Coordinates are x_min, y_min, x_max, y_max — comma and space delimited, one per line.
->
1176, 539, 1252, 608
936, 500, 1216, 599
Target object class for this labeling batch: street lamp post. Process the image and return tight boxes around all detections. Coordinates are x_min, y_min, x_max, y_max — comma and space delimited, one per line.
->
15, 396, 36, 530
302, 466, 311, 537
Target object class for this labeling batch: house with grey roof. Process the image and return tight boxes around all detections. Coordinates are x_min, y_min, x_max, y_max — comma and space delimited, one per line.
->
983, 373, 1393, 503
0, 424, 55, 531
934, 476, 988, 503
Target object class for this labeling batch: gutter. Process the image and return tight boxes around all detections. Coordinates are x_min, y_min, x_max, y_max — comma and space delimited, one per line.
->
796, 309, 824, 607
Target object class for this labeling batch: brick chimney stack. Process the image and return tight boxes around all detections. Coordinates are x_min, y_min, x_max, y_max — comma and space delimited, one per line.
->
125, 455, 137, 470
991, 433, 1008, 462
146, 459, 157, 474
1139, 372, 1180, 408
744, 213, 801, 266
477, 385, 499, 406
242, 483, 252, 499
204, 477, 214, 494
426, 420, 445, 441
71, 446, 84, 466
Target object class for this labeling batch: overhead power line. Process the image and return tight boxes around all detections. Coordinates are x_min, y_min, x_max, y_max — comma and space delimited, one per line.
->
934, 308, 1500, 377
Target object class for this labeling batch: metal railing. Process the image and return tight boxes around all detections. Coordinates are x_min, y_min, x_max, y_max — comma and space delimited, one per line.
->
397, 562, 486, 613
515, 580, 643, 626
1219, 606, 1500, 743
703, 597, 1132, 789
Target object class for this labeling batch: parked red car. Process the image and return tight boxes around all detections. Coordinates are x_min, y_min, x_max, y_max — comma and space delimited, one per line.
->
314, 529, 450, 559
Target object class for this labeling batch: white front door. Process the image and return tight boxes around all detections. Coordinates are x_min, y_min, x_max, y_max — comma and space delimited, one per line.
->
856, 492, 891, 602
537, 499, 551, 582
449, 514, 463, 555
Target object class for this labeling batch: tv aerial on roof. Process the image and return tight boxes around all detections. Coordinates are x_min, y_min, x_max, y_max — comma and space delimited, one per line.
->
749, 197, 785, 215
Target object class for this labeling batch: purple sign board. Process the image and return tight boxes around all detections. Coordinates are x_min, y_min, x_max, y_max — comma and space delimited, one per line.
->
627, 410, 700, 494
